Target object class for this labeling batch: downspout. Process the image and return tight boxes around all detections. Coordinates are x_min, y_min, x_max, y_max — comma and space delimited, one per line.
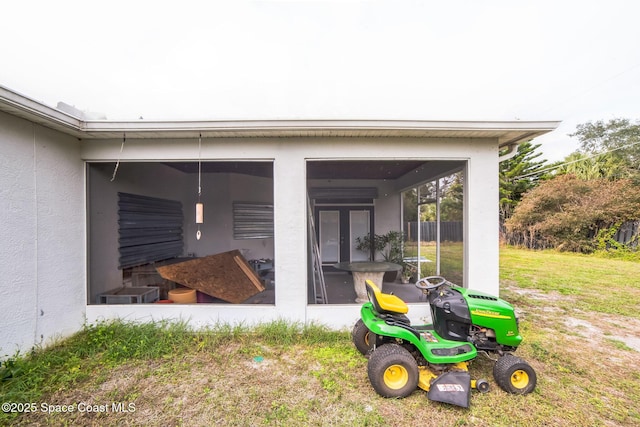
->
498, 142, 519, 162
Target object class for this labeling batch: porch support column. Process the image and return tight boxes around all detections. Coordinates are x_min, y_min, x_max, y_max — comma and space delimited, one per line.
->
465, 143, 500, 296
273, 153, 307, 322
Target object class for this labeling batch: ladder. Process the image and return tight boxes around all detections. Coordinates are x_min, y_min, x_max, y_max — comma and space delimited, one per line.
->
308, 195, 328, 304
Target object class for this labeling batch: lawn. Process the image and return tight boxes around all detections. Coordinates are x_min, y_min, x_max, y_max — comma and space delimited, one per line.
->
404, 241, 464, 285
1, 247, 639, 426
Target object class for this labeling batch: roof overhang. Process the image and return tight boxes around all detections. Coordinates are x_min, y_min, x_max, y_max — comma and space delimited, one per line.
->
0, 85, 560, 145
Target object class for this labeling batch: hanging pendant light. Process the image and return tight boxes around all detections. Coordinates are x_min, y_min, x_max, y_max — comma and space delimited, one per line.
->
196, 202, 204, 224
196, 133, 203, 240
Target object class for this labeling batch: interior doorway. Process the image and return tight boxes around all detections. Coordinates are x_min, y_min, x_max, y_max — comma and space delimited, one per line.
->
315, 206, 374, 266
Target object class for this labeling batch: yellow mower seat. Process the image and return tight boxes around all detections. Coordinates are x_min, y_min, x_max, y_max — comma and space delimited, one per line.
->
365, 280, 409, 315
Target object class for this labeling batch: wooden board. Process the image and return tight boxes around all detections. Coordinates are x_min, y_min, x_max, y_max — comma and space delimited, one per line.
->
155, 250, 265, 303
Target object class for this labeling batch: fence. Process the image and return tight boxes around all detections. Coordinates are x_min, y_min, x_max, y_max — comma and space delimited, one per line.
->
409, 220, 638, 247
405, 221, 463, 242
613, 220, 639, 247
500, 220, 639, 249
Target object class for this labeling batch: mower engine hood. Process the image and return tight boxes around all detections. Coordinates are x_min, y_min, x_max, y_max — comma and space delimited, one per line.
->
454, 286, 523, 348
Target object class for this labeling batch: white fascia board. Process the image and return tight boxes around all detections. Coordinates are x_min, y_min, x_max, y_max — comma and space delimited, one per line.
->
81, 119, 561, 143
0, 85, 560, 141
82, 118, 561, 133
0, 85, 82, 134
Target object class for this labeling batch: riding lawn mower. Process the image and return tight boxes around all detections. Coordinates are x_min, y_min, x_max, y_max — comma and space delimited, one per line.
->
352, 277, 536, 408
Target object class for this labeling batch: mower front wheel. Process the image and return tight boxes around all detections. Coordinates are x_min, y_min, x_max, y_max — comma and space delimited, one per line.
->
493, 354, 537, 394
352, 319, 374, 356
367, 344, 418, 398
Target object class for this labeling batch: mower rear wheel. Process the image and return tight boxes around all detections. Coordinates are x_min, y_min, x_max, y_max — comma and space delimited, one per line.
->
493, 354, 537, 394
367, 344, 418, 398
352, 319, 374, 356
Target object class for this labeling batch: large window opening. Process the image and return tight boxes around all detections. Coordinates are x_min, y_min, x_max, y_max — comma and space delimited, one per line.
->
307, 160, 465, 305
402, 171, 465, 287
87, 161, 274, 305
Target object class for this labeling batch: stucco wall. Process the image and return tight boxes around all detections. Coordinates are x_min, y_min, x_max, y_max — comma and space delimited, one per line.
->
0, 100, 542, 349
83, 136, 499, 329
464, 142, 499, 294
0, 111, 85, 357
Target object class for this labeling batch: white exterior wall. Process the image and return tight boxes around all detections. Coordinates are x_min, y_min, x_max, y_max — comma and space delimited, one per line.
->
0, 92, 554, 354
464, 141, 500, 297
82, 136, 499, 329
0, 111, 85, 357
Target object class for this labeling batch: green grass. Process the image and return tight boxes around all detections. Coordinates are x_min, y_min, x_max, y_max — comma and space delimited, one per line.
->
500, 246, 640, 317
405, 241, 464, 284
2, 247, 639, 426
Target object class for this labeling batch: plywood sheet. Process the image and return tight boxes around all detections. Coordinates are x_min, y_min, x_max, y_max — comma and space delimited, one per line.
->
155, 250, 265, 303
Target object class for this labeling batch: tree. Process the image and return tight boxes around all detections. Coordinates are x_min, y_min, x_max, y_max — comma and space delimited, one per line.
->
402, 182, 436, 222
569, 118, 640, 181
499, 141, 548, 222
402, 188, 418, 223
402, 173, 463, 222
556, 151, 629, 180
505, 175, 640, 252
439, 173, 463, 221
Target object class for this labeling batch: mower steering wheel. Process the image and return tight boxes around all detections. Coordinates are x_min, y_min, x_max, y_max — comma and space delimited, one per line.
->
414, 276, 447, 292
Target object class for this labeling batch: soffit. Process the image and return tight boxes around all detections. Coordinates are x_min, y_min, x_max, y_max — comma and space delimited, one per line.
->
162, 159, 428, 179
143, 159, 465, 184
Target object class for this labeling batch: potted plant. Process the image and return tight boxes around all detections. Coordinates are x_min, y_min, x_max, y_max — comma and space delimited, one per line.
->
401, 263, 417, 284
383, 231, 404, 263
355, 234, 387, 261
356, 231, 406, 282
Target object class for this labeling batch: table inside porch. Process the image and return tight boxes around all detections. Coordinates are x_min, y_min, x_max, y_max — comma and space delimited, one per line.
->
333, 261, 403, 303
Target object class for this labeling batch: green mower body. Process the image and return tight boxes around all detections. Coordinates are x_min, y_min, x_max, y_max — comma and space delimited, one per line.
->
353, 277, 536, 408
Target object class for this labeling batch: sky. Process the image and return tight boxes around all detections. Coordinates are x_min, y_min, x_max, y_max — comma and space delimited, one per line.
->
2, 0, 640, 161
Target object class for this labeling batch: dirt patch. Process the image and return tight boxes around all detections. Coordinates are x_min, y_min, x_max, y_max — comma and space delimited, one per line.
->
506, 285, 640, 353
565, 314, 640, 352
507, 286, 569, 303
